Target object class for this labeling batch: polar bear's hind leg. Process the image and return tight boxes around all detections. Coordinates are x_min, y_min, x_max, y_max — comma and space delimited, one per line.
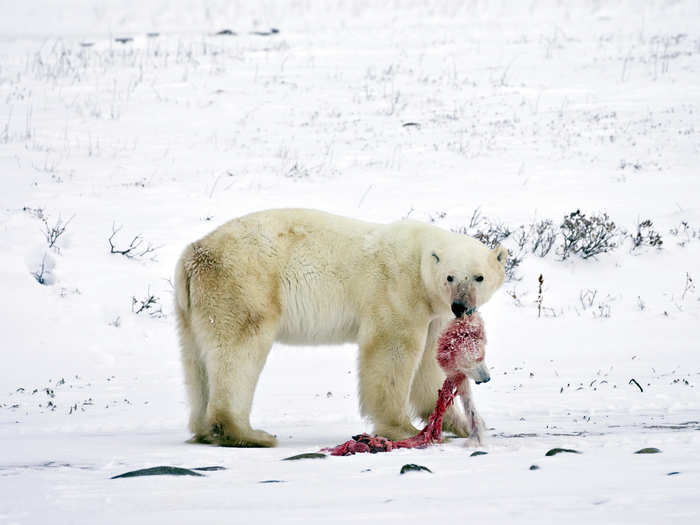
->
199, 319, 278, 447
178, 322, 210, 442
175, 249, 211, 443
178, 238, 279, 447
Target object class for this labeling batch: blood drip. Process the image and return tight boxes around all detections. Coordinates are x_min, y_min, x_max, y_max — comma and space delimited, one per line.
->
324, 314, 485, 456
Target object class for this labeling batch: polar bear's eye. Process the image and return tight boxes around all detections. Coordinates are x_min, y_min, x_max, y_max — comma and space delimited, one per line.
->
475, 275, 484, 282
447, 275, 454, 282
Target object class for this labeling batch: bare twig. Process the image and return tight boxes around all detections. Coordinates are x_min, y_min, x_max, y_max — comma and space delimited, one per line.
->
537, 274, 544, 318
468, 207, 482, 230
132, 294, 157, 314
681, 272, 695, 300
358, 184, 374, 208
32, 253, 49, 285
580, 289, 597, 310
108, 223, 160, 260
42, 214, 74, 249
629, 378, 643, 392
131, 288, 163, 317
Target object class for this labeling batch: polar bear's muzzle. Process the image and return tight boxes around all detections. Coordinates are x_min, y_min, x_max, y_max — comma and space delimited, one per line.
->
451, 300, 476, 318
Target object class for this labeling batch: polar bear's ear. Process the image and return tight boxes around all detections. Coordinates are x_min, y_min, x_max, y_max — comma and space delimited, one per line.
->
431, 252, 440, 263
494, 244, 508, 266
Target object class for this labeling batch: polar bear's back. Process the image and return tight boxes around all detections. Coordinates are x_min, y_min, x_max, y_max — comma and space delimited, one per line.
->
192, 209, 386, 345
253, 209, 377, 344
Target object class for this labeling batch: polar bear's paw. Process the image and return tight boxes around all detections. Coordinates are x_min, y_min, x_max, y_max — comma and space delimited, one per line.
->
187, 434, 213, 444
373, 423, 421, 441
208, 421, 278, 448
442, 410, 471, 438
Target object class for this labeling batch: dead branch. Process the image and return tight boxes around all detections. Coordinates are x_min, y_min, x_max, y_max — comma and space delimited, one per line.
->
108, 223, 159, 259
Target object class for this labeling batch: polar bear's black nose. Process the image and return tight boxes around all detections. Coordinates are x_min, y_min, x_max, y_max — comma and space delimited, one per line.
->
451, 301, 466, 318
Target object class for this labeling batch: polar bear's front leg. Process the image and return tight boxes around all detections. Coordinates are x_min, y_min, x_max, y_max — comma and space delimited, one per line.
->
411, 352, 472, 438
358, 327, 426, 440
410, 317, 472, 438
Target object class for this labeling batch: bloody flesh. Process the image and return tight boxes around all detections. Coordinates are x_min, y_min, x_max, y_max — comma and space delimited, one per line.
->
324, 314, 485, 456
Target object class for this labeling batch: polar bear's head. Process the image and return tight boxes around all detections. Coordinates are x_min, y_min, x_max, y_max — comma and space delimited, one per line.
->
422, 235, 507, 318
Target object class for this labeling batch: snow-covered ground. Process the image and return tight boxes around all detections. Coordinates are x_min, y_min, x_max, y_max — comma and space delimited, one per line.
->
1, 1, 699, 523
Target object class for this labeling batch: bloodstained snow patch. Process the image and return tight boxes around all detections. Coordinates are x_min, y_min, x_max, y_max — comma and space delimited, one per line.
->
324, 314, 486, 456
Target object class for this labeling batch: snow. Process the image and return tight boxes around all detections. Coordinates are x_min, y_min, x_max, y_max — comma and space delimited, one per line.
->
1, 1, 699, 523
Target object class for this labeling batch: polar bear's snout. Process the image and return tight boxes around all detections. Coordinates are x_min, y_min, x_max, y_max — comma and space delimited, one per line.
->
450, 300, 476, 318
450, 279, 478, 318
451, 300, 466, 318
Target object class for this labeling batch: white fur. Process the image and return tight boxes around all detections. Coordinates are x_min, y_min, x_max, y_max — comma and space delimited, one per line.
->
175, 208, 506, 446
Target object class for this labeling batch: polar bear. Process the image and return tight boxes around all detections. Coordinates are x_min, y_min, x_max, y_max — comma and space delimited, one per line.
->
174, 208, 507, 447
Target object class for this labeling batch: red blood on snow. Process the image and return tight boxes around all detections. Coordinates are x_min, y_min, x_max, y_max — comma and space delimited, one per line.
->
324, 314, 486, 456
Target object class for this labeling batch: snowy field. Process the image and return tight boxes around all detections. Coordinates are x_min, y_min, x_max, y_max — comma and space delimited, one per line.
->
1, 0, 699, 523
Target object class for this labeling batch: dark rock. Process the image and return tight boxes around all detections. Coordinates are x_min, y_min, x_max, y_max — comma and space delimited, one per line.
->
251, 28, 280, 36
634, 447, 661, 454
112, 466, 203, 479
115, 37, 133, 44
215, 29, 236, 36
193, 466, 226, 471
400, 464, 432, 474
545, 448, 581, 456
259, 479, 286, 483
470, 451, 488, 456
529, 464, 540, 470
282, 452, 327, 461
667, 471, 680, 476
